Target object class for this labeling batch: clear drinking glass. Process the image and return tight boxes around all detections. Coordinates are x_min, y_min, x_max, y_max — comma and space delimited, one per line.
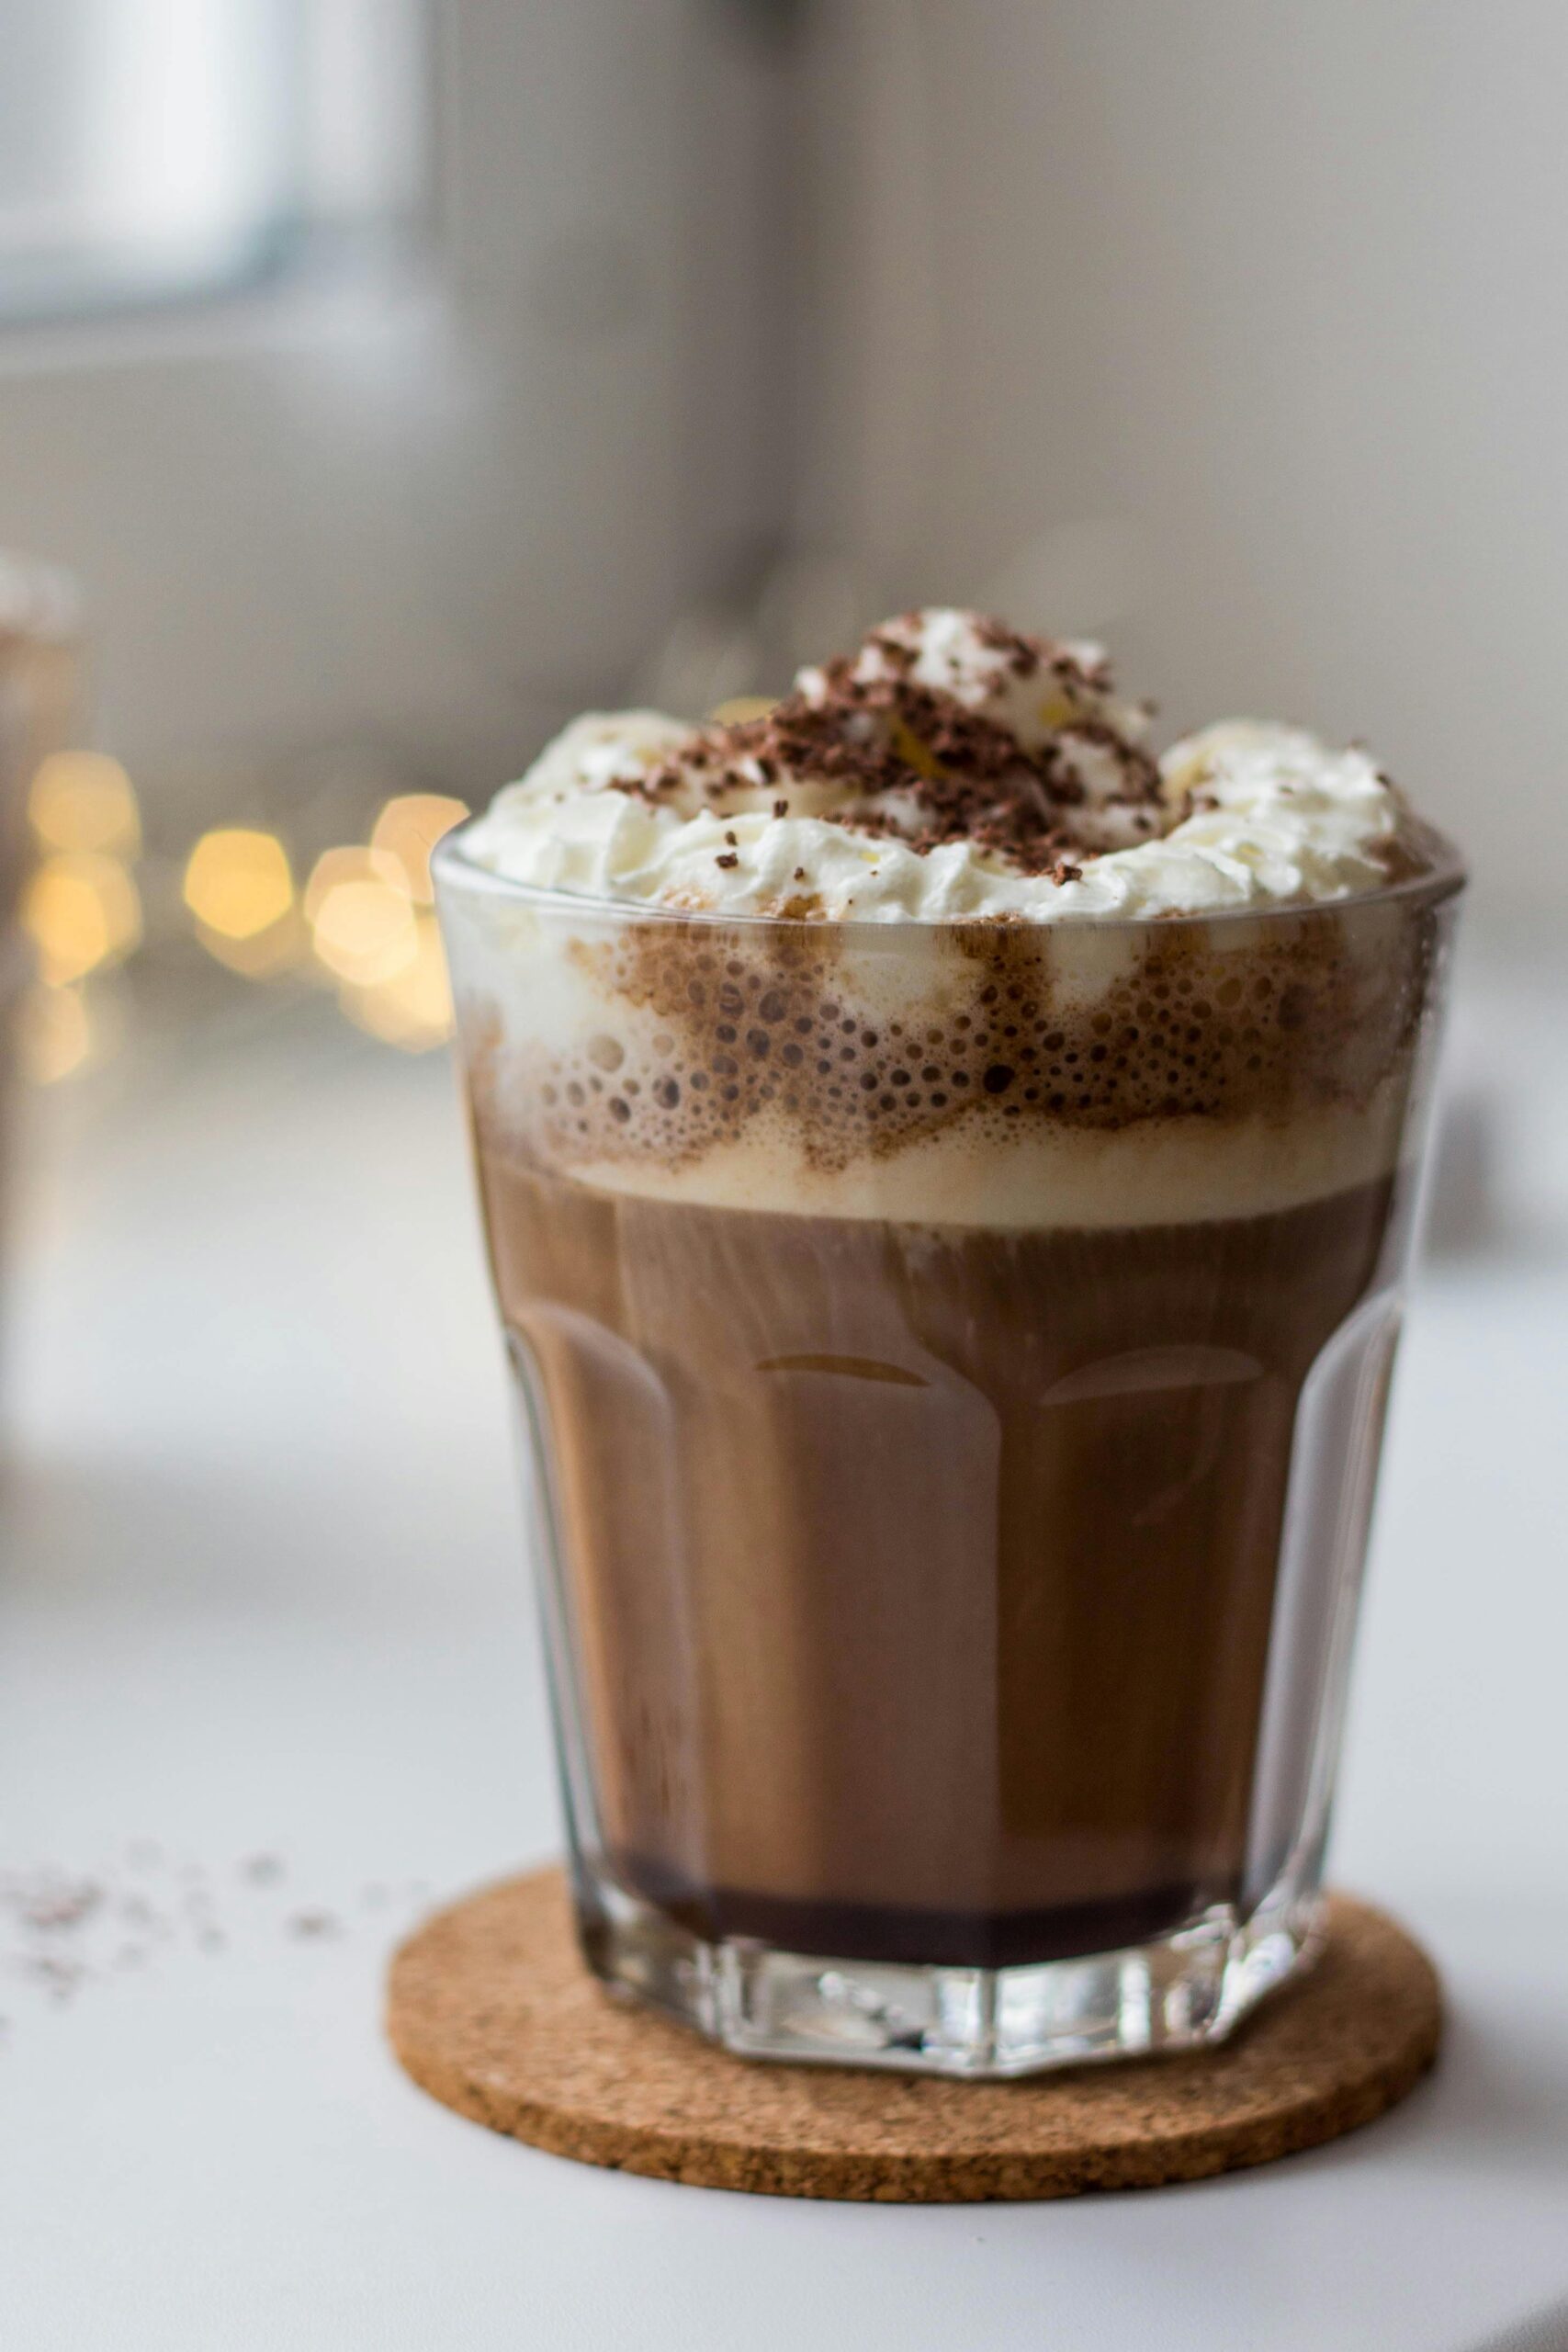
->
436, 833, 1462, 2076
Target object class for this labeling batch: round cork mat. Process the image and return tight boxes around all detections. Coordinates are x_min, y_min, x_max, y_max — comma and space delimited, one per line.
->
387, 1867, 1439, 2202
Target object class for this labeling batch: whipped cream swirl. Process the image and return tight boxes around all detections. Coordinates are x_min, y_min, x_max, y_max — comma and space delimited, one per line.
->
459, 609, 1411, 922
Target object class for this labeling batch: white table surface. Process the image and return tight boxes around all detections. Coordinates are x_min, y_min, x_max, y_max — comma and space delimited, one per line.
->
3, 956, 1567, 2352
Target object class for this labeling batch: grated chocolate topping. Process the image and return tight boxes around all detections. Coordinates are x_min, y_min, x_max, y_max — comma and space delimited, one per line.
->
639, 622, 1165, 878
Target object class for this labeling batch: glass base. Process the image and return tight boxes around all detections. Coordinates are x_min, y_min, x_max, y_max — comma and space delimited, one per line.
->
574, 1860, 1325, 2078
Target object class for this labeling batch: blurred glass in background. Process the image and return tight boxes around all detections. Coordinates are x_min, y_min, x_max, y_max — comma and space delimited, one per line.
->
1, 555, 76, 1326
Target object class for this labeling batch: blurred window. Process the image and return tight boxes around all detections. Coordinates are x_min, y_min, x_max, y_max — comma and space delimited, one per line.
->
0, 0, 423, 324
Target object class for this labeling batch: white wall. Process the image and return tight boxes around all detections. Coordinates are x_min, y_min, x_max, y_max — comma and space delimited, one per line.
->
0, 1, 793, 817
795, 0, 1568, 933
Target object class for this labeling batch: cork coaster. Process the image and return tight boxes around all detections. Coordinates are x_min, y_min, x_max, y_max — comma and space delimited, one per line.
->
387, 1867, 1439, 2202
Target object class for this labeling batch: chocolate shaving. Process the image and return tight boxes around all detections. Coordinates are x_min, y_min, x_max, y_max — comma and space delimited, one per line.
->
611, 617, 1167, 876
969, 614, 1043, 677
674, 639, 1162, 875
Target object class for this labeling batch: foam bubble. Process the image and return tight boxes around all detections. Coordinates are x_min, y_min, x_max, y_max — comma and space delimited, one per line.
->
446, 889, 1445, 1228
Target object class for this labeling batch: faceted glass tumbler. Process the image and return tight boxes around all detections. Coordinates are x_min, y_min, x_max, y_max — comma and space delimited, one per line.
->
436, 839, 1461, 2076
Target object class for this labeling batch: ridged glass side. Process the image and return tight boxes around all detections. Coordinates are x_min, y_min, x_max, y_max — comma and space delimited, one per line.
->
441, 863, 1460, 2075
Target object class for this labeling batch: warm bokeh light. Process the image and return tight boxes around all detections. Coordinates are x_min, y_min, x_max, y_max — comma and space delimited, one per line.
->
28, 752, 142, 858
23, 852, 143, 985
341, 910, 454, 1051
197, 909, 308, 979
310, 875, 418, 988
369, 795, 468, 906
302, 844, 404, 922
184, 830, 296, 943
17, 981, 92, 1085
17, 787, 463, 1075
707, 695, 776, 725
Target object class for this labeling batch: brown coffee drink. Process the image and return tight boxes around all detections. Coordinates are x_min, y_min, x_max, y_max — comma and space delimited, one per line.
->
486, 1161, 1402, 1967
438, 608, 1461, 2071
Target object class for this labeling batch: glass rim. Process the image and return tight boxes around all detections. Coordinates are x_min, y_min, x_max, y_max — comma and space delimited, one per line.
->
433, 815, 1465, 940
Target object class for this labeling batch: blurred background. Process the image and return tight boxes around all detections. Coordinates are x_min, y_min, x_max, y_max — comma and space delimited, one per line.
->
4, 12, 1567, 2337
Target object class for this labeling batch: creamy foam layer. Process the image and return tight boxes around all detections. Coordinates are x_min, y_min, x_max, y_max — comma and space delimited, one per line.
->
448, 894, 1435, 1227
459, 610, 1416, 923
564, 1097, 1406, 1228
443, 608, 1451, 1231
